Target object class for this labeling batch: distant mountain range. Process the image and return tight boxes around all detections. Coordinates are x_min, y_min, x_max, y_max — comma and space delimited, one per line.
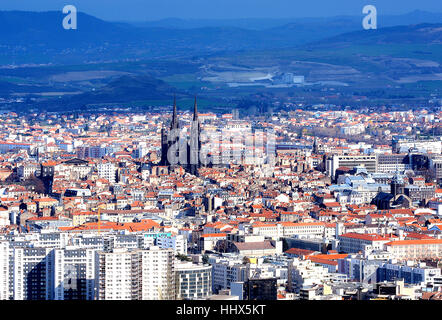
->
311, 23, 442, 46
0, 10, 441, 65
0, 10, 441, 111
128, 10, 442, 30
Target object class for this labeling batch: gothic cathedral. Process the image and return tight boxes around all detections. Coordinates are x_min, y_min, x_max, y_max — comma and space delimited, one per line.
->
160, 97, 201, 176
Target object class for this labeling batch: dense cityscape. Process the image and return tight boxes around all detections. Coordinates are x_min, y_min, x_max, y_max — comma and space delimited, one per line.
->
0, 102, 441, 300
0, 0, 442, 310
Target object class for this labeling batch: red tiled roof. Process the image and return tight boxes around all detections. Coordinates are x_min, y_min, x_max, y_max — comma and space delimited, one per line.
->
201, 233, 227, 238
385, 239, 442, 246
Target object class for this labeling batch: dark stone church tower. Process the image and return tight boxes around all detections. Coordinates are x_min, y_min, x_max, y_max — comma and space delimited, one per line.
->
160, 96, 201, 175
188, 96, 201, 175
160, 96, 180, 167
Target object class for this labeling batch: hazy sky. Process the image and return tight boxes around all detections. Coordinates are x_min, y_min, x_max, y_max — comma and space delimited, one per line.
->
1, 0, 441, 21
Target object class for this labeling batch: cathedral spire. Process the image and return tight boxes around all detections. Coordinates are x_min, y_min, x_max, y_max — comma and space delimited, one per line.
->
312, 136, 317, 154
188, 95, 201, 176
193, 95, 198, 121
170, 95, 179, 130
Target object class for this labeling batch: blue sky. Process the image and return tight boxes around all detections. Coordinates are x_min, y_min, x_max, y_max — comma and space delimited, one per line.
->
1, 0, 441, 21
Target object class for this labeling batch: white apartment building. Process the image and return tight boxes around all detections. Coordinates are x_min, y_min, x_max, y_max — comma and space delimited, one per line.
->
394, 140, 442, 154
376, 154, 412, 174
0, 241, 12, 300
155, 234, 187, 255
140, 247, 175, 300
175, 262, 212, 300
13, 247, 54, 300
288, 258, 333, 294
55, 160, 92, 180
96, 247, 175, 300
336, 190, 365, 205
249, 263, 289, 286
338, 233, 392, 254
209, 255, 248, 292
17, 163, 39, 180
53, 247, 96, 300
97, 162, 116, 184
377, 260, 442, 285
34, 231, 70, 249
384, 239, 442, 260
96, 248, 143, 300
338, 252, 390, 283
251, 222, 324, 239
326, 154, 377, 178
281, 222, 325, 237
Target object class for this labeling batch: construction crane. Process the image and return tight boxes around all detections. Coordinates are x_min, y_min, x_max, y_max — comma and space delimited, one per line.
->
96, 203, 106, 235
98, 206, 101, 235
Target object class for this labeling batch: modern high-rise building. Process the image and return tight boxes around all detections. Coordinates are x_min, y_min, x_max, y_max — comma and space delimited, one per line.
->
175, 262, 212, 300
96, 247, 175, 300
53, 247, 96, 300
0, 241, 13, 300
96, 248, 143, 300
13, 247, 54, 300
140, 247, 176, 300
376, 154, 411, 173
326, 154, 377, 179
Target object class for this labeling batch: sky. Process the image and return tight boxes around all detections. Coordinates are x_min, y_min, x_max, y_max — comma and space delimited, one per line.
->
1, 0, 441, 21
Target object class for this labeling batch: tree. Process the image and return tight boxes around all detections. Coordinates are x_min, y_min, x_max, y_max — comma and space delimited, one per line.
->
23, 175, 45, 194
175, 253, 192, 262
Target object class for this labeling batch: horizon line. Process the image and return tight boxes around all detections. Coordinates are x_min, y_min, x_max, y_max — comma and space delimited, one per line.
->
1, 9, 442, 24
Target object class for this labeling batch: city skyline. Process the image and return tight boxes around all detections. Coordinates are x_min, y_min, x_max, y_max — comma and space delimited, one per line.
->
0, 0, 441, 306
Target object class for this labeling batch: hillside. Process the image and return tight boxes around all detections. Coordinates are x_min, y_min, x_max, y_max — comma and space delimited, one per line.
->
50, 75, 178, 109
1, 11, 441, 65
0, 11, 441, 110
311, 23, 442, 47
